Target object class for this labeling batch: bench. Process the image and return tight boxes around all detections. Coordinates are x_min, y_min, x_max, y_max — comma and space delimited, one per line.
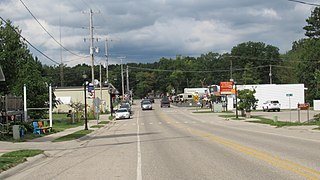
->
32, 121, 51, 134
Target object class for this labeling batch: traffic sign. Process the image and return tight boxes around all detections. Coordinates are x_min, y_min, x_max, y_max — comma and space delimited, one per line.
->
193, 94, 199, 103
286, 93, 293, 97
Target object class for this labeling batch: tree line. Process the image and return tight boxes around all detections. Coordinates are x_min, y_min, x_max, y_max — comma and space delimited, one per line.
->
1, 7, 320, 106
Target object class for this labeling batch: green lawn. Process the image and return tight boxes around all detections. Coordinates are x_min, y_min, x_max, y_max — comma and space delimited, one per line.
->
248, 116, 320, 127
52, 130, 93, 142
0, 113, 87, 142
91, 125, 104, 128
0, 149, 43, 173
98, 121, 109, 124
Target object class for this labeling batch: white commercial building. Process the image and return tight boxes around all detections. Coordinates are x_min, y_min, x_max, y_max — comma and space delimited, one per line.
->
236, 84, 305, 110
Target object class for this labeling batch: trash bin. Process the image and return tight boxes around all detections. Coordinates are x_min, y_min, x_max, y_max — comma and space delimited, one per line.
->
12, 125, 20, 140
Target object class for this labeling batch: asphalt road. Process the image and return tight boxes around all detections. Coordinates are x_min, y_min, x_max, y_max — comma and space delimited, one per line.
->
4, 101, 320, 180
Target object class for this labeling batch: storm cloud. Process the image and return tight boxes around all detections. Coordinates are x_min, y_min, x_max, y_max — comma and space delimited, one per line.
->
0, 0, 316, 66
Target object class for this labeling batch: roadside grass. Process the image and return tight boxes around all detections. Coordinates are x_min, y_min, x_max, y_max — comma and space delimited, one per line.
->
219, 114, 245, 120
98, 121, 109, 124
193, 110, 233, 114
219, 114, 320, 128
52, 130, 93, 142
193, 110, 214, 113
246, 115, 320, 128
91, 125, 104, 128
0, 149, 43, 173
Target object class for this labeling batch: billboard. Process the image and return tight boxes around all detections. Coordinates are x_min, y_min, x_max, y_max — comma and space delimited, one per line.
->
220, 82, 233, 95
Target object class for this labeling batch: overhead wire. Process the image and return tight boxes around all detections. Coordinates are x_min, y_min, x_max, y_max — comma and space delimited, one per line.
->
288, 0, 320, 6
127, 65, 295, 73
19, 0, 88, 58
0, 16, 60, 65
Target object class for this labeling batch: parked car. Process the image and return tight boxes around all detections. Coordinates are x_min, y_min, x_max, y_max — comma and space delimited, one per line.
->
115, 108, 131, 119
160, 97, 170, 108
141, 101, 152, 110
262, 100, 281, 112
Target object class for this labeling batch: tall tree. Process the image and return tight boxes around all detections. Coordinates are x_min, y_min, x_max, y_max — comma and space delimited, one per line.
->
231, 41, 281, 84
303, 7, 320, 39
241, 62, 261, 84
0, 20, 27, 95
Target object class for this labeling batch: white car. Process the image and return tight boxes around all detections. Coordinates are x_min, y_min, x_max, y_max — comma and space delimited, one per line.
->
262, 100, 281, 112
141, 101, 152, 110
115, 108, 131, 119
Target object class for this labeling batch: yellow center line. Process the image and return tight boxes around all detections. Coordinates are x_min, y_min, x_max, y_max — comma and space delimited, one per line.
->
158, 111, 320, 180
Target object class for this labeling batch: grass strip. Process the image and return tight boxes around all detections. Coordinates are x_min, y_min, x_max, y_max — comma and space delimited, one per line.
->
91, 125, 104, 128
193, 110, 214, 113
0, 149, 43, 173
219, 114, 245, 120
247, 116, 320, 127
52, 130, 93, 142
98, 121, 109, 124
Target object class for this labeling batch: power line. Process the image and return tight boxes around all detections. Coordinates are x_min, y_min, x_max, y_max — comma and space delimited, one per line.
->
0, 16, 60, 65
19, 0, 88, 58
128, 65, 294, 73
288, 0, 320, 6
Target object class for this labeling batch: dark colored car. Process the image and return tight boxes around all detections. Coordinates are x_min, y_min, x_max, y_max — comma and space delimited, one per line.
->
160, 97, 170, 108
149, 97, 155, 103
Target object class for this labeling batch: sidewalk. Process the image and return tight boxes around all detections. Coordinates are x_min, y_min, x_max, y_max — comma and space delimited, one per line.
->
0, 114, 111, 154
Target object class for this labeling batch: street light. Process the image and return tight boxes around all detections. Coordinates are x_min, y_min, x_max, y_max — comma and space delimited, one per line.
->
83, 74, 88, 130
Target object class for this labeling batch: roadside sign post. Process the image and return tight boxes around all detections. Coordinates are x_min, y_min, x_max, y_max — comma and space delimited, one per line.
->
286, 93, 293, 122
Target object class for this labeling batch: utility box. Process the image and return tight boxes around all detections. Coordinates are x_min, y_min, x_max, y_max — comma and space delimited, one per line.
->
213, 103, 223, 112
12, 125, 20, 140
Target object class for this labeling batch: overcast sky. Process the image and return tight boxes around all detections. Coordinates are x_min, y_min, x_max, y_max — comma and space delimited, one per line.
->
0, 0, 317, 66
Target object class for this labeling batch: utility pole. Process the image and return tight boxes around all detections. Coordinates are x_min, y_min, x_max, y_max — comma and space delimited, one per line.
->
230, 58, 233, 81
269, 65, 272, 84
89, 9, 95, 86
83, 9, 99, 118
59, 17, 64, 87
100, 63, 103, 112
105, 38, 109, 83
126, 66, 129, 94
118, 56, 126, 100
83, 9, 98, 86
121, 58, 124, 100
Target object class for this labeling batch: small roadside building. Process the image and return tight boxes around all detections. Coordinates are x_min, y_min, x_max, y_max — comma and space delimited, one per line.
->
53, 86, 112, 113
236, 84, 305, 110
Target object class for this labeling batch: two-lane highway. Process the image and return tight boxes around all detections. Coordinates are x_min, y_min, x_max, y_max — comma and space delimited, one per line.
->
5, 100, 320, 180
137, 101, 320, 180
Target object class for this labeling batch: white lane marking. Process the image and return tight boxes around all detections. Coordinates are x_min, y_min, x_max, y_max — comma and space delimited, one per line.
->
149, 123, 153, 125
158, 122, 162, 124
137, 111, 142, 180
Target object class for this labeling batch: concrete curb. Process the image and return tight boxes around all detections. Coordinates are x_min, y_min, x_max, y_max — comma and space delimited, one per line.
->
0, 153, 47, 179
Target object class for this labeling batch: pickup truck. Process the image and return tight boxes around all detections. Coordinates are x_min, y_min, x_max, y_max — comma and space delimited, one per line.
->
160, 97, 170, 108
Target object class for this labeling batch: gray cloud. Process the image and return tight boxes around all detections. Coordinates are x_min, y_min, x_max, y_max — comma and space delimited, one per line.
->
0, 0, 317, 66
